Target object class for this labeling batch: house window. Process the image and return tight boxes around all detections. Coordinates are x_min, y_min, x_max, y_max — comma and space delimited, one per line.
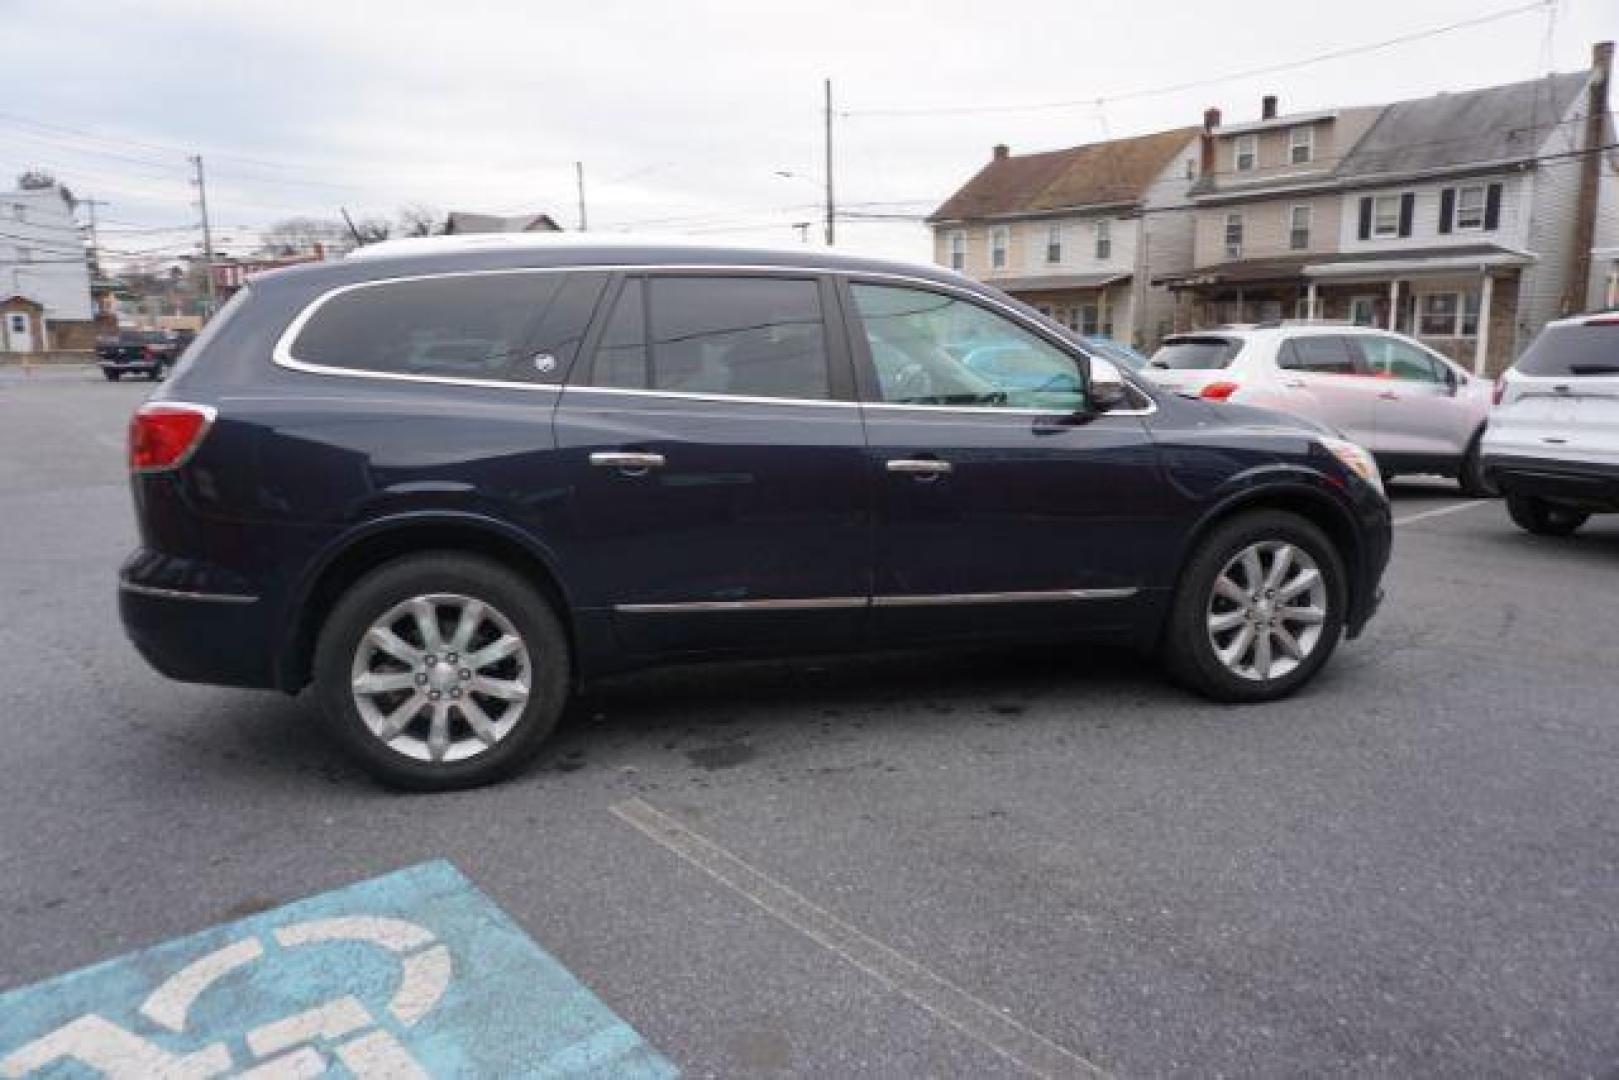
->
1455, 185, 1486, 230
1185, 158, 1196, 180
1289, 126, 1313, 164
1224, 213, 1243, 258
1046, 224, 1062, 264
1372, 195, 1401, 237
1235, 135, 1257, 172
10, 204, 23, 223
1078, 303, 1101, 336
17, 246, 31, 264
1417, 290, 1483, 337
1288, 205, 1311, 250
948, 231, 965, 271
990, 227, 1008, 270
1094, 219, 1111, 260
1349, 296, 1378, 326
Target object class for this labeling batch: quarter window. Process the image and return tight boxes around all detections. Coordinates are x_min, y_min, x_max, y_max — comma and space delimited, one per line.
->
588, 275, 831, 400
1455, 185, 1486, 230
1372, 196, 1401, 237
285, 271, 607, 382
1278, 336, 1359, 375
850, 283, 1085, 412
1235, 135, 1257, 172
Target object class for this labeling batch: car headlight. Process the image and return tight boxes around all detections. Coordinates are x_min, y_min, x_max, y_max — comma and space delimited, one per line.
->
1319, 436, 1384, 495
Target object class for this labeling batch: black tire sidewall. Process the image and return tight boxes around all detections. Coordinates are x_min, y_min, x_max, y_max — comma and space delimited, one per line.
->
1506, 493, 1586, 536
313, 553, 569, 791
1165, 510, 1348, 703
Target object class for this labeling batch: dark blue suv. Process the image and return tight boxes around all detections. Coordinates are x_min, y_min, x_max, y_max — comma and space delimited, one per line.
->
121, 237, 1391, 789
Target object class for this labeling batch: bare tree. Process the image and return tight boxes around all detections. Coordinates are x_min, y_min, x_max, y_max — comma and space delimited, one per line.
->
397, 204, 445, 237
354, 217, 392, 245
259, 217, 353, 257
16, 169, 75, 208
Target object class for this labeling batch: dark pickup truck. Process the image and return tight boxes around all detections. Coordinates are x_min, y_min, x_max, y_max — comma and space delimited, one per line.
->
98, 331, 191, 381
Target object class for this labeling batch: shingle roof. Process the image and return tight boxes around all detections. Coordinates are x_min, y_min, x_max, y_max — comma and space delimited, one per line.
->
1335, 71, 1589, 179
929, 128, 1199, 222
444, 211, 562, 234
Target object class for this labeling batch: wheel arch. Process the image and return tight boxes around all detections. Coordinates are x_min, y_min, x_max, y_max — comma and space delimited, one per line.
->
277, 512, 576, 693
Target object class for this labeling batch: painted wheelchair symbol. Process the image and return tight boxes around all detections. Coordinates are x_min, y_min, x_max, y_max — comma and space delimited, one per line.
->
2, 915, 451, 1079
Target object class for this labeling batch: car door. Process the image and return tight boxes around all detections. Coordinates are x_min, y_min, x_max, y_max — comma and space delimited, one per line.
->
843, 278, 1167, 643
1271, 334, 1380, 448
553, 271, 871, 656
1353, 334, 1477, 460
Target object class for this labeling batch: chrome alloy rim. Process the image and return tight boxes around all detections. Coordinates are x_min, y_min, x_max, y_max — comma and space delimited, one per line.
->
1205, 541, 1328, 682
350, 593, 531, 763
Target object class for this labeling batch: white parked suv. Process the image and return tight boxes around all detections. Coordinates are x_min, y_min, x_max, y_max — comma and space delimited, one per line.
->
1483, 313, 1619, 536
1145, 324, 1495, 494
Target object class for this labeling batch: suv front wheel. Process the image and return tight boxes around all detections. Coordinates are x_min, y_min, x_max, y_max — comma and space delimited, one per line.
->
312, 553, 570, 790
1505, 494, 1588, 537
1163, 510, 1347, 702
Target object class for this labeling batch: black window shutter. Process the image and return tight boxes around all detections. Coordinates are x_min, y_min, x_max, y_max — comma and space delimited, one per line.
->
1358, 197, 1372, 240
1439, 188, 1455, 234
1398, 192, 1415, 237
1484, 183, 1503, 230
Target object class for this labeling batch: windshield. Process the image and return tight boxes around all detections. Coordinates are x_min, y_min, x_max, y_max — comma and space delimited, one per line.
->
1514, 322, 1619, 376
1150, 336, 1243, 370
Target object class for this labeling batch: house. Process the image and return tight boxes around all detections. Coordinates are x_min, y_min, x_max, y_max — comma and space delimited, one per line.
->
1165, 41, 1616, 374
443, 211, 562, 235
927, 127, 1202, 349
0, 184, 95, 353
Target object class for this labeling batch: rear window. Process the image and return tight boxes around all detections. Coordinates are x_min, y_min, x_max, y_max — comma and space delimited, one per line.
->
1151, 336, 1242, 370
1514, 322, 1619, 377
287, 271, 606, 383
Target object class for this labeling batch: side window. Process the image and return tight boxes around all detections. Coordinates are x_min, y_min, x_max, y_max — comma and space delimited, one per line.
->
849, 283, 1085, 411
1357, 337, 1444, 383
586, 275, 831, 400
287, 271, 605, 382
1278, 336, 1358, 375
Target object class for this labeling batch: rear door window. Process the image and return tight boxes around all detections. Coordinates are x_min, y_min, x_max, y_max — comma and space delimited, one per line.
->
1151, 337, 1242, 370
1514, 323, 1619, 377
1278, 335, 1359, 375
584, 274, 832, 400
286, 271, 606, 383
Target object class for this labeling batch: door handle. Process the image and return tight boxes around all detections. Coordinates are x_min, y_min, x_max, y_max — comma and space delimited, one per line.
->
1377, 391, 1400, 400
1282, 379, 1307, 389
886, 458, 953, 478
590, 451, 666, 474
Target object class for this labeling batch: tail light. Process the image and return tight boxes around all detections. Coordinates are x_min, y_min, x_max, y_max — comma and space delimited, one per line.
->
1200, 380, 1241, 401
129, 402, 215, 473
143, 345, 157, 360
1492, 374, 1507, 406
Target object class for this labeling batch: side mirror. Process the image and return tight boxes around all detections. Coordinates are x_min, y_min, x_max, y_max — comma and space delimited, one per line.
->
1087, 356, 1130, 413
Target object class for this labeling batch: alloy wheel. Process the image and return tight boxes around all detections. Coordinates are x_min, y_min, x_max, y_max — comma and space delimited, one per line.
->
349, 593, 532, 762
1205, 540, 1328, 682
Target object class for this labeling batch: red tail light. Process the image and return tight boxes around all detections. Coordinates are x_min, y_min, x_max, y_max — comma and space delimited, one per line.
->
129, 403, 214, 472
1200, 380, 1241, 401
1492, 375, 1507, 406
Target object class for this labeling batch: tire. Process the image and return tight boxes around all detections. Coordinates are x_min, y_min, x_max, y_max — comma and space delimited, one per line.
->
103, 370, 119, 382
1457, 431, 1496, 498
1162, 510, 1348, 703
312, 552, 570, 790
1505, 494, 1587, 537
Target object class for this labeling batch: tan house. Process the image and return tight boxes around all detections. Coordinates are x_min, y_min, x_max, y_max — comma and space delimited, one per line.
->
927, 127, 1201, 349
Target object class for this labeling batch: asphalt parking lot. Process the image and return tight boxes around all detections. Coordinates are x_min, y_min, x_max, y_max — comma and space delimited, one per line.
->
3, 366, 1618, 1076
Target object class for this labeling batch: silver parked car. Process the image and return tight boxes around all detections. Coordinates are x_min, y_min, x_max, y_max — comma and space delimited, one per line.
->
1144, 324, 1495, 494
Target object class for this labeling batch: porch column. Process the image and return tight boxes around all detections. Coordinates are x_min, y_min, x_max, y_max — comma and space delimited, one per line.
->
1387, 279, 1400, 330
1306, 281, 1319, 320
1473, 272, 1494, 376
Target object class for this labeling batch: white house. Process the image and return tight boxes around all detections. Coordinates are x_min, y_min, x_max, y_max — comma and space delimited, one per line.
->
1, 186, 94, 353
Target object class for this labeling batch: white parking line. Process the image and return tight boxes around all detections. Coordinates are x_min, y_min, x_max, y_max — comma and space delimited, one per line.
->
1392, 500, 1489, 527
611, 797, 1107, 1079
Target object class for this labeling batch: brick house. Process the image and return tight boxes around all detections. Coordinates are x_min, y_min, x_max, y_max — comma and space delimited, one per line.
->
927, 127, 1201, 350
1165, 42, 1616, 374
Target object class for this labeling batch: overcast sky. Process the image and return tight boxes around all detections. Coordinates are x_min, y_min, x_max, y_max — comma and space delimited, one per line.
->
0, 0, 1610, 266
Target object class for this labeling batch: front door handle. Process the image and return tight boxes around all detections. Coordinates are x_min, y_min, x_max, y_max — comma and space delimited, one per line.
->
1378, 391, 1400, 401
1282, 379, 1307, 389
886, 458, 953, 479
590, 451, 666, 475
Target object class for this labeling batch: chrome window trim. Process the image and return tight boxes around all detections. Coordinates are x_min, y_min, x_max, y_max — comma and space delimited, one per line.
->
613, 587, 1138, 614
268, 262, 1160, 417
563, 384, 854, 410
119, 580, 259, 605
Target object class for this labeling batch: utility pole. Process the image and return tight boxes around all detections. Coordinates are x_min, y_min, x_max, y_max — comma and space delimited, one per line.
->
189, 155, 218, 315
575, 161, 588, 232
823, 79, 835, 246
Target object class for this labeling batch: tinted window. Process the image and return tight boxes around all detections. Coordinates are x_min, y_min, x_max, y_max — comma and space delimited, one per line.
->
1151, 336, 1242, 370
1356, 337, 1443, 383
1279, 336, 1358, 375
587, 275, 830, 400
851, 284, 1084, 411
1515, 323, 1619, 377
289, 271, 605, 383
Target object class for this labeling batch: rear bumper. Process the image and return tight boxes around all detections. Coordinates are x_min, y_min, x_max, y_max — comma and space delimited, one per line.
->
119, 551, 279, 689
1483, 454, 1619, 512
99, 360, 162, 374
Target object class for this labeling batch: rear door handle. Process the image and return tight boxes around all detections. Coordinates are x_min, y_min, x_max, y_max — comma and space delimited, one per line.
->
886, 458, 953, 478
590, 451, 666, 474
1378, 391, 1400, 400
1282, 379, 1307, 389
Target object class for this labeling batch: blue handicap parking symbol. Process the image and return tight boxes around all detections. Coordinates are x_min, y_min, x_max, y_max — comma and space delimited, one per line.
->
0, 860, 676, 1078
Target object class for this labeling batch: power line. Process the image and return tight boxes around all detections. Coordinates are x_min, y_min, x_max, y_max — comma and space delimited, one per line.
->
842, 0, 1552, 118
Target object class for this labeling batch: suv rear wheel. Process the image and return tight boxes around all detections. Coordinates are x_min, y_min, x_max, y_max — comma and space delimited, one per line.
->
313, 553, 570, 790
1505, 494, 1588, 537
1163, 510, 1347, 702
1457, 430, 1495, 497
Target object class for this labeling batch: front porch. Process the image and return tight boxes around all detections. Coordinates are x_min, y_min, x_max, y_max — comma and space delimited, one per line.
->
988, 273, 1134, 343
